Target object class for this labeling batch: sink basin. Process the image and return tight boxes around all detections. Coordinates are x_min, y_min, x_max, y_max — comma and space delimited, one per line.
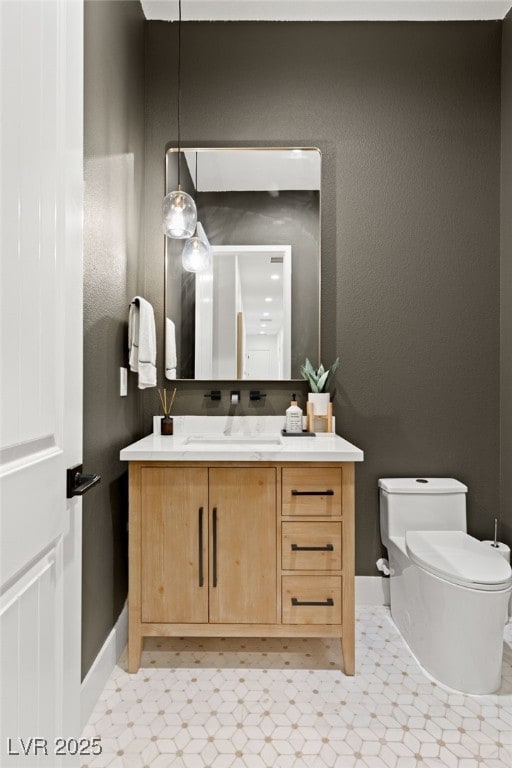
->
184, 435, 282, 447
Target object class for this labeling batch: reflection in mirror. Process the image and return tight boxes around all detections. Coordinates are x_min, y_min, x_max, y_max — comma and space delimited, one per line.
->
195, 245, 291, 379
164, 148, 321, 380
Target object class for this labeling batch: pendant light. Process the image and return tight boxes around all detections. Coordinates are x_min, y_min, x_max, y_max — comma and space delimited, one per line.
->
182, 153, 211, 273
182, 221, 211, 272
162, 0, 197, 239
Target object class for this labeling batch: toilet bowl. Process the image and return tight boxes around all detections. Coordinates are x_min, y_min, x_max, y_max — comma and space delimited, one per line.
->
379, 478, 512, 694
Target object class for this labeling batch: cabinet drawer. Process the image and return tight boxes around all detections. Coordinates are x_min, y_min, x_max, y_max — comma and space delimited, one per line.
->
282, 522, 342, 571
282, 576, 342, 624
281, 468, 342, 516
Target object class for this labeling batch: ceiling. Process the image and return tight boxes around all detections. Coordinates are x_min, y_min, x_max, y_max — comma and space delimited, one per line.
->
140, 0, 512, 22
183, 149, 321, 192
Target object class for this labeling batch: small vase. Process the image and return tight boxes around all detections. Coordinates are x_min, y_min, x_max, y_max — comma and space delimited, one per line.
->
308, 392, 330, 416
161, 416, 174, 436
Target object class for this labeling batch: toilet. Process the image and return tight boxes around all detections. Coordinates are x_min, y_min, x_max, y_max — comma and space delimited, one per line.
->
379, 477, 512, 694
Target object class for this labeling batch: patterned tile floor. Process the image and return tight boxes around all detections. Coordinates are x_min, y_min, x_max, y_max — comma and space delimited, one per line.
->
81, 607, 512, 768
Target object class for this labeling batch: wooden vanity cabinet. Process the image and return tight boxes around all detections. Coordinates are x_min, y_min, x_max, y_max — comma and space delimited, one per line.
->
138, 466, 276, 626
128, 461, 355, 676
208, 467, 277, 625
141, 467, 209, 624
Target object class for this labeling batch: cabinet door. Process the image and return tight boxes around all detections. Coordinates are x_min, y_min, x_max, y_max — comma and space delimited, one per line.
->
209, 467, 277, 624
141, 467, 208, 623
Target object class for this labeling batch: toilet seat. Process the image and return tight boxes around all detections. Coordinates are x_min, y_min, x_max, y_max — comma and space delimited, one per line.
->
405, 530, 512, 591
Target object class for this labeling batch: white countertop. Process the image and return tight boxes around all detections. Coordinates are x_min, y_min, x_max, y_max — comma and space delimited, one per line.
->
120, 416, 364, 463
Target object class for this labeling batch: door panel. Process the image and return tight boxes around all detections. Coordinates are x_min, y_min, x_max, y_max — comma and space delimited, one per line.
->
0, 0, 83, 760
209, 468, 277, 624
0, 551, 60, 756
141, 468, 209, 623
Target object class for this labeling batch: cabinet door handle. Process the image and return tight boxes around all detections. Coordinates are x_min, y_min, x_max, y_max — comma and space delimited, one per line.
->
212, 506, 217, 587
291, 543, 334, 552
198, 507, 204, 587
291, 597, 334, 607
291, 489, 334, 496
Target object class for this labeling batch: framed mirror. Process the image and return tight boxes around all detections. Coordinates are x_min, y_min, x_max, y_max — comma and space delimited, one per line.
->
164, 147, 321, 380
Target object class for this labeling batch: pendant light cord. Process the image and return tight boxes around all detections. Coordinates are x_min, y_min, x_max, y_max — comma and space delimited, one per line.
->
177, 0, 182, 187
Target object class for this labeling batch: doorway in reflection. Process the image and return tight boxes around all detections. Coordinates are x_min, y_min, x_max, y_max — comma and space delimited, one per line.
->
195, 245, 291, 380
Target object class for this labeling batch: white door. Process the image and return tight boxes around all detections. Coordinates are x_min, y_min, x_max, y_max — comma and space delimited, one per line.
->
246, 349, 272, 379
0, 0, 83, 765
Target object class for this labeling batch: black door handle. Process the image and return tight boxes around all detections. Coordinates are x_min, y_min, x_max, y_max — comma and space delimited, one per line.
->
291, 489, 334, 496
291, 597, 334, 607
291, 544, 334, 552
66, 464, 101, 498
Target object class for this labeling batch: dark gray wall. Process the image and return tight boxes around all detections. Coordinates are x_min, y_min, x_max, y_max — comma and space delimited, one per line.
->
501, 11, 512, 551
83, 0, 146, 678
143, 22, 501, 575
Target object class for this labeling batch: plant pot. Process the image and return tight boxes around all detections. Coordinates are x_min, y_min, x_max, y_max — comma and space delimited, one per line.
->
307, 392, 330, 416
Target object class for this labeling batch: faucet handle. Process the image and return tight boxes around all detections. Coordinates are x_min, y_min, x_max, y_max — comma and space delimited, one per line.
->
230, 390, 240, 405
204, 390, 221, 401
249, 390, 266, 401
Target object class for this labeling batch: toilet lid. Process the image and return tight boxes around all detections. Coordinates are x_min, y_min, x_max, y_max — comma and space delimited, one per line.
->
405, 530, 512, 591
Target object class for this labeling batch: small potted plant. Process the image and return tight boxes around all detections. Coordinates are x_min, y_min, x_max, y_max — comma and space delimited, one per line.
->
300, 357, 339, 415
158, 387, 177, 435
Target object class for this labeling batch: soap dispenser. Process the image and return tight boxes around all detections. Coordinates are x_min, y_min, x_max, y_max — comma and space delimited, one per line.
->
285, 394, 303, 433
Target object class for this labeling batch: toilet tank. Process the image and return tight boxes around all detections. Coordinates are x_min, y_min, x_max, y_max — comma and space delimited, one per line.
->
379, 478, 468, 547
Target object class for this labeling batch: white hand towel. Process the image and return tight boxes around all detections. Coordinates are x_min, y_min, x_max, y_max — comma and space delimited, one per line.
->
165, 317, 177, 380
128, 297, 157, 389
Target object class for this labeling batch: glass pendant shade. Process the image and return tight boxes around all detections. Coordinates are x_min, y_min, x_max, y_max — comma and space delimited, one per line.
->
162, 189, 197, 239
182, 234, 211, 273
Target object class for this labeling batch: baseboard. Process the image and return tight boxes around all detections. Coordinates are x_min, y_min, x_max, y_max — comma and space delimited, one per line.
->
81, 601, 128, 730
355, 576, 390, 605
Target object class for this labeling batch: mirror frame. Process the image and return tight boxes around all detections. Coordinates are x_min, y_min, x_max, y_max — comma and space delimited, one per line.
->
164, 146, 322, 381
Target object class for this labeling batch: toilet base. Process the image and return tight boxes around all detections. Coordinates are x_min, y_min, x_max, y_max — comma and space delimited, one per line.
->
388, 538, 511, 695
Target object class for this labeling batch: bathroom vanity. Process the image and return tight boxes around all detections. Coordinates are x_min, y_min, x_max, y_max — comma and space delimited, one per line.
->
120, 417, 363, 675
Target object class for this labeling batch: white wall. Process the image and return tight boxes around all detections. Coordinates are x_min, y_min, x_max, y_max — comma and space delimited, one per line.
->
213, 253, 237, 378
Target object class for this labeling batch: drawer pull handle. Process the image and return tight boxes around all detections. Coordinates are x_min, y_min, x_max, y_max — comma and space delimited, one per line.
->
291, 597, 334, 607
291, 489, 334, 496
291, 544, 334, 552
